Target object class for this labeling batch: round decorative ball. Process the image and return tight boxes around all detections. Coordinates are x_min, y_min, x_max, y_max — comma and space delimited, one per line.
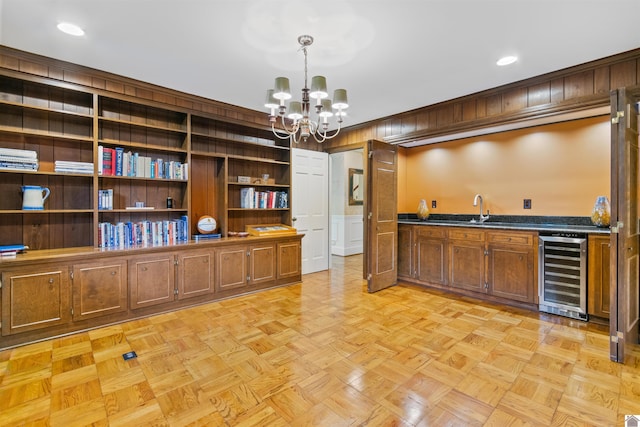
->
197, 215, 217, 234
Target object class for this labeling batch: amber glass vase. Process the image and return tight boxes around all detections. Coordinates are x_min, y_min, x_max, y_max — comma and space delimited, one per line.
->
417, 199, 429, 220
591, 196, 611, 227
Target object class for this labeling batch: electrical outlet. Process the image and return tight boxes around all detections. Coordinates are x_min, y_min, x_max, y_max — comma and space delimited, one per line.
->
523, 199, 532, 209
431, 200, 437, 209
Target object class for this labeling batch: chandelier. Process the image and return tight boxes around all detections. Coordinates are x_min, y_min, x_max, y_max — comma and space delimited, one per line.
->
264, 35, 349, 144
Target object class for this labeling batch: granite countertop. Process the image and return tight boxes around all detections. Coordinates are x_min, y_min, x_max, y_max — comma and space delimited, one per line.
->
398, 214, 610, 235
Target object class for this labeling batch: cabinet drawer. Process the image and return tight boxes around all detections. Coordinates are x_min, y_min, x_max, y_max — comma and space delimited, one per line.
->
448, 228, 484, 241
416, 226, 446, 239
487, 231, 534, 246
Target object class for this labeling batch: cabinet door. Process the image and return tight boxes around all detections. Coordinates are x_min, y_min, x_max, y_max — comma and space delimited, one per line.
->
129, 254, 175, 309
588, 235, 611, 319
448, 241, 485, 292
72, 260, 128, 321
1, 267, 71, 335
416, 227, 447, 285
250, 243, 276, 286
398, 225, 414, 278
177, 249, 214, 300
216, 246, 248, 291
277, 240, 301, 280
487, 245, 535, 303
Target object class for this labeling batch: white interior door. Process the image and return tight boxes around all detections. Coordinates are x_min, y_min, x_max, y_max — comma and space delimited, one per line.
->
292, 148, 329, 274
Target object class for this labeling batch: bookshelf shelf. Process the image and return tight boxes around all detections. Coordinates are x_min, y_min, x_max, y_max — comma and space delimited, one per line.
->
0, 209, 94, 214
0, 67, 292, 249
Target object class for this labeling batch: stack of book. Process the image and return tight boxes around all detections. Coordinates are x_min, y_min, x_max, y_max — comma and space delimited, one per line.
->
0, 147, 38, 171
0, 244, 28, 258
54, 160, 94, 174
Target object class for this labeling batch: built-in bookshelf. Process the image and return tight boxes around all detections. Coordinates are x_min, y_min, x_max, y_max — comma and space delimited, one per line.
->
0, 70, 292, 250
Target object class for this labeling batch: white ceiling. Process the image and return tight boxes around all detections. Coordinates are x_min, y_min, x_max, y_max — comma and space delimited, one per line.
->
1, 0, 640, 129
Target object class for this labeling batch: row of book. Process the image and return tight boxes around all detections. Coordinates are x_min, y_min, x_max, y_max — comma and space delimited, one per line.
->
0, 147, 38, 171
98, 216, 189, 249
240, 188, 288, 209
98, 145, 188, 180
54, 160, 93, 174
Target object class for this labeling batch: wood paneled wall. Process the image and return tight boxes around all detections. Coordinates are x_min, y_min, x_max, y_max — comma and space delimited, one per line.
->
3, 45, 638, 153
0, 46, 322, 152
325, 49, 640, 149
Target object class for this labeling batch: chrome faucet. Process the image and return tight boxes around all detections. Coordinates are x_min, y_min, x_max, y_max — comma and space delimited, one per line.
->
473, 194, 490, 223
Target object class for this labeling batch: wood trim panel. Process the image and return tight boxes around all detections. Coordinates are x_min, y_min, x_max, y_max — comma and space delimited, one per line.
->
325, 48, 640, 149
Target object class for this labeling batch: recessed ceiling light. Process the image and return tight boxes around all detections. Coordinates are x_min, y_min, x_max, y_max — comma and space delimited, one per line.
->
496, 55, 518, 66
57, 22, 85, 36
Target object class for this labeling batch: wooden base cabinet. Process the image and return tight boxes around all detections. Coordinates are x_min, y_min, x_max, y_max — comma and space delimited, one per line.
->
216, 245, 249, 292
129, 253, 176, 310
249, 244, 276, 286
398, 224, 538, 308
1, 266, 71, 335
448, 229, 486, 292
72, 260, 128, 321
277, 240, 301, 280
177, 249, 215, 300
486, 231, 536, 304
0, 236, 302, 349
588, 234, 611, 320
216, 243, 277, 293
416, 227, 447, 285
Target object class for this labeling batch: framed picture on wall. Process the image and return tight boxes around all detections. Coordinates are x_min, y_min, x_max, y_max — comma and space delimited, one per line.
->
349, 168, 363, 205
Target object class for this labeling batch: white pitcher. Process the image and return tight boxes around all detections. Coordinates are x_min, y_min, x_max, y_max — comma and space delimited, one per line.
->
22, 185, 50, 210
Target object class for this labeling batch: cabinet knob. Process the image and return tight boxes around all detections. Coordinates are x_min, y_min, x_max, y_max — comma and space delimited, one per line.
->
141, 266, 147, 271
49, 278, 54, 284
292, 217, 297, 222
111, 271, 116, 275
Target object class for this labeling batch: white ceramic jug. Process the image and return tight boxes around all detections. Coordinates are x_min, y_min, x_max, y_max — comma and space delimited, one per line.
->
22, 185, 50, 210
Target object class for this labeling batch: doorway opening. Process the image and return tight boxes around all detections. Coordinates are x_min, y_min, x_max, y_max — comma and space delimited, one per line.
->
329, 149, 364, 262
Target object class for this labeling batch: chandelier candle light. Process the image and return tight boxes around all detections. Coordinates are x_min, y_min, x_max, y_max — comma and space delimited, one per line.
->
265, 35, 349, 143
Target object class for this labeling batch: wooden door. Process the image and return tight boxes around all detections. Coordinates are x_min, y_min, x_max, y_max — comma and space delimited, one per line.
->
365, 140, 398, 292
416, 227, 447, 285
216, 245, 248, 291
72, 260, 128, 320
486, 230, 536, 304
610, 88, 640, 363
177, 249, 214, 300
449, 240, 486, 293
1, 267, 71, 335
249, 243, 276, 286
129, 254, 175, 309
487, 245, 534, 303
277, 240, 301, 280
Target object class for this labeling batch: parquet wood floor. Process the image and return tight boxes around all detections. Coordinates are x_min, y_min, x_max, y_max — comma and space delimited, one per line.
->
1, 255, 639, 426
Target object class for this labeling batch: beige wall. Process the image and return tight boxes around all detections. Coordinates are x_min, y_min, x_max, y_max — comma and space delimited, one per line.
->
398, 116, 610, 217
